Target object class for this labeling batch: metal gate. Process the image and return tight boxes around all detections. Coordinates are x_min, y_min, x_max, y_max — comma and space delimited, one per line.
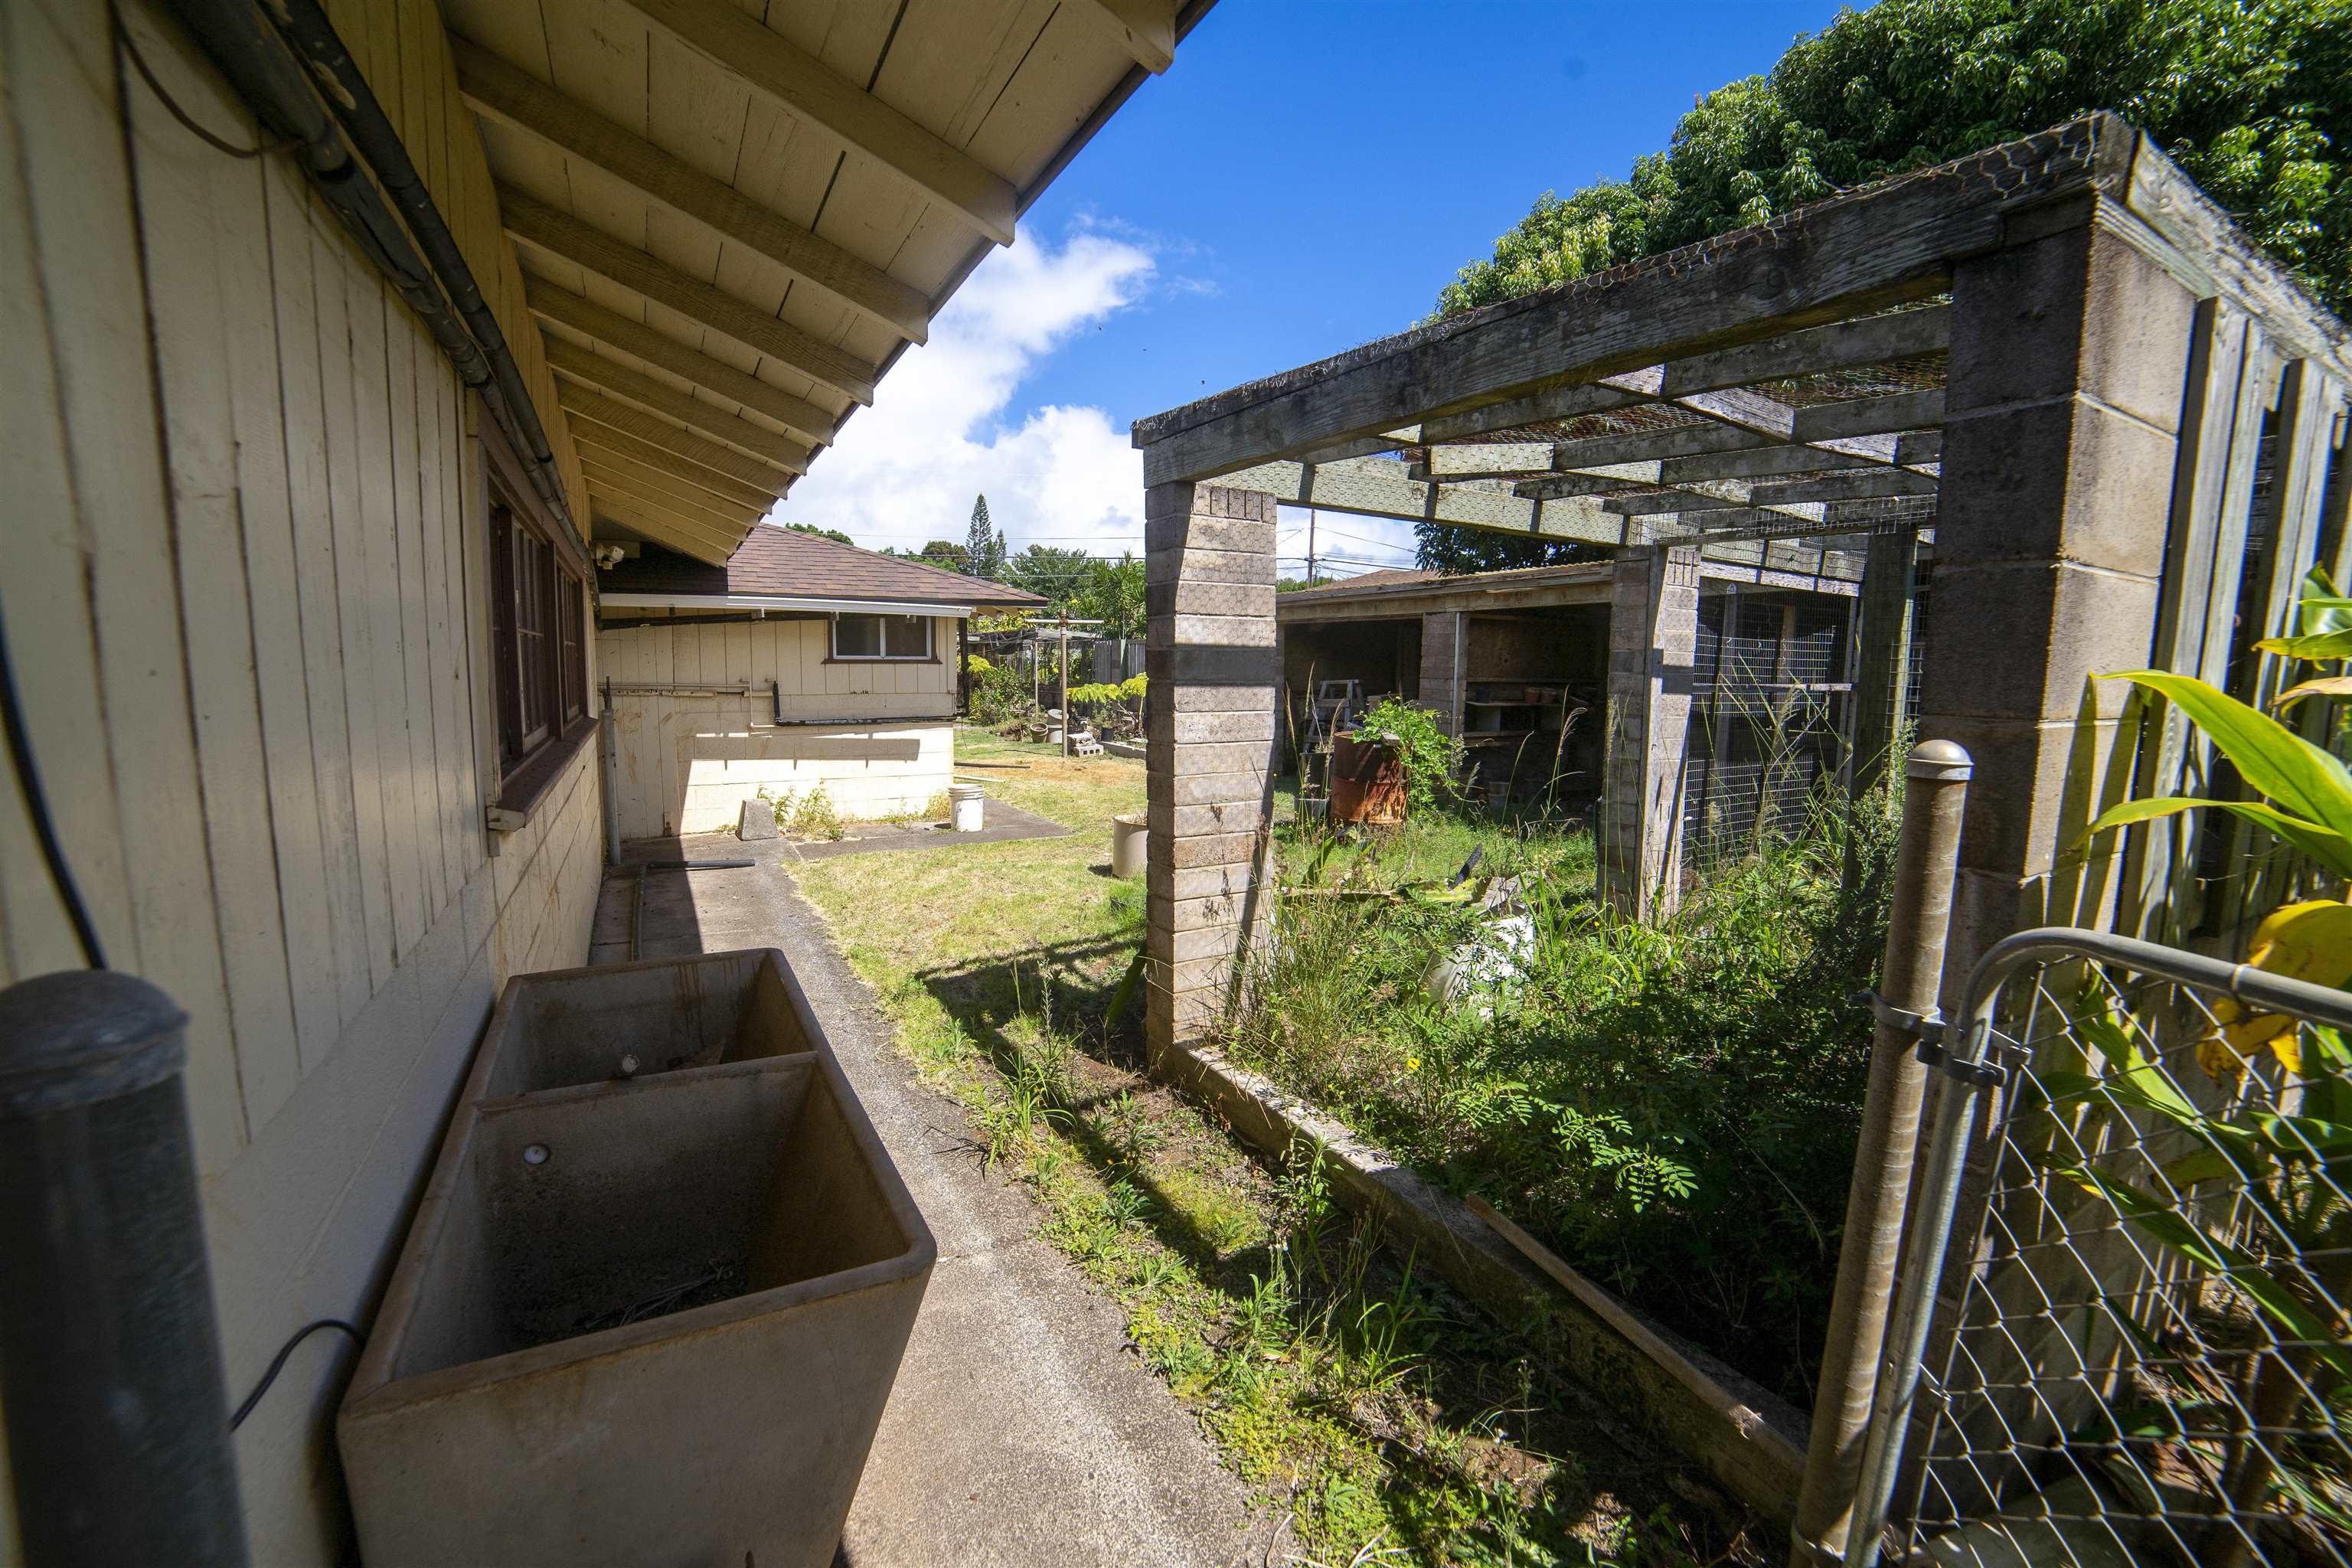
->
1847, 928, 2352, 1568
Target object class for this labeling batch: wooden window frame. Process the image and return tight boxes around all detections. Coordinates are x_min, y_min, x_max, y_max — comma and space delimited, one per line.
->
828, 611, 936, 662
480, 416, 595, 827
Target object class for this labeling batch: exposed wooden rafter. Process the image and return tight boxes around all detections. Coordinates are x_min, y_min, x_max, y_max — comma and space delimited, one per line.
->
588, 488, 745, 564
617, 0, 1018, 244
451, 37, 929, 343
1068, 0, 1178, 73
570, 425, 782, 512
526, 279, 840, 444
1223, 458, 1622, 544
561, 389, 796, 493
500, 185, 880, 404
544, 338, 814, 472
575, 444, 774, 515
584, 463, 763, 534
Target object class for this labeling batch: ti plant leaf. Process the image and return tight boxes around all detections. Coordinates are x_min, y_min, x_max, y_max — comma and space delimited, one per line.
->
2092, 671, 2352, 851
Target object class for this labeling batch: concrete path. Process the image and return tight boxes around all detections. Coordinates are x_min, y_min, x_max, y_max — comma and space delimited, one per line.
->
588, 843, 1272, 1567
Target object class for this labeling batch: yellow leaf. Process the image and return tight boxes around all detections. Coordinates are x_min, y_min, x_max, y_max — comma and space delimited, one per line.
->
2200, 899, 2352, 1080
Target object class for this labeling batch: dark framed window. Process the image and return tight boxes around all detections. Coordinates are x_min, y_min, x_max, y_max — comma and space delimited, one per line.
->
831, 612, 933, 661
487, 475, 589, 789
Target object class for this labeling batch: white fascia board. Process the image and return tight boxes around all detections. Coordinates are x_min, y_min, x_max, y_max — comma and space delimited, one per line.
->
599, 593, 975, 616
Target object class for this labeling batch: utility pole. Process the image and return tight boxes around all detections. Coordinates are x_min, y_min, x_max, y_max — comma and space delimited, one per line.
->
1057, 609, 1070, 758
1305, 506, 1317, 586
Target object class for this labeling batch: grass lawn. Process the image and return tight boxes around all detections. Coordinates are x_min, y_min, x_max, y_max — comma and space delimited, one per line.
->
789, 727, 1759, 1567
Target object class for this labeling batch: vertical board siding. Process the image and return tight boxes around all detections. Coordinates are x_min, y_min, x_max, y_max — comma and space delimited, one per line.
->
1, 3, 603, 1560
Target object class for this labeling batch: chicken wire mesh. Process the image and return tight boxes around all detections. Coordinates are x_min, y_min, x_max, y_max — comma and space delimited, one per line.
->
1890, 941, 2352, 1568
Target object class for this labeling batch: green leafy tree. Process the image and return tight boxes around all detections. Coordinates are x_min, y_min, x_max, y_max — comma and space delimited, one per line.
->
1073, 553, 1145, 638
964, 495, 1005, 580
919, 539, 971, 572
1004, 544, 1094, 608
788, 522, 856, 547
1419, 0, 2350, 572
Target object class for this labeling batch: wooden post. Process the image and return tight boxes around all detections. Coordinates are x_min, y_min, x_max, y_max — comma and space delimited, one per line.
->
1142, 482, 1279, 1065
1057, 609, 1070, 757
1418, 610, 1464, 737
1599, 545, 1700, 920
1849, 527, 1919, 799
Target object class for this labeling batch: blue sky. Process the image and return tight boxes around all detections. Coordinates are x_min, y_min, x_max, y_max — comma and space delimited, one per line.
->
776, 1, 1852, 573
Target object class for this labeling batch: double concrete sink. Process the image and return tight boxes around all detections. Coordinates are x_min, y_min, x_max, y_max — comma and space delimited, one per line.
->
340, 949, 934, 1568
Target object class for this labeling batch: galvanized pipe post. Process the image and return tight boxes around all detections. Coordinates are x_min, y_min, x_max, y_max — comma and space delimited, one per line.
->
0, 971, 247, 1566
1788, 740, 1971, 1568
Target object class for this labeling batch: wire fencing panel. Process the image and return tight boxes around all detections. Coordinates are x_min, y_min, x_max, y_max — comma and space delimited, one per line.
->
1890, 939, 2352, 1568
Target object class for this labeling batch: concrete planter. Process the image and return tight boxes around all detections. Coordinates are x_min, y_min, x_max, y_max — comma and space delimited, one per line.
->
1110, 811, 1148, 879
341, 950, 933, 1568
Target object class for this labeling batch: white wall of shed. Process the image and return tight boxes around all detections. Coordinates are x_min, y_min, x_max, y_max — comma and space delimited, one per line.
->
597, 617, 957, 838
0, 4, 601, 1562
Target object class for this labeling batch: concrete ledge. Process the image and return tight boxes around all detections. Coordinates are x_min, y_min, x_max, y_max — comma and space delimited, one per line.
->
1153, 1038, 1808, 1523
1102, 740, 1146, 760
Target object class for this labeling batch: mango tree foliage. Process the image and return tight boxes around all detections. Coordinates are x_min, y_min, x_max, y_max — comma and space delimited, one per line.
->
1421, 0, 2348, 572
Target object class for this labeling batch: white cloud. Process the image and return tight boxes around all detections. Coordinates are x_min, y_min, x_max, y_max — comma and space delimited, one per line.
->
770, 225, 1157, 555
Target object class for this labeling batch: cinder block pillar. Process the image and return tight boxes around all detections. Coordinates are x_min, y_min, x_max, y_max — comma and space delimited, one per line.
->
1143, 482, 1280, 1063
1598, 544, 1700, 920
1921, 220, 2200, 985
1417, 611, 1464, 736
1849, 526, 1920, 799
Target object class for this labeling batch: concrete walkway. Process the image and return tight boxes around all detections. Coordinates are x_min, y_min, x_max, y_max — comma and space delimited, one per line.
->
588, 842, 1272, 1567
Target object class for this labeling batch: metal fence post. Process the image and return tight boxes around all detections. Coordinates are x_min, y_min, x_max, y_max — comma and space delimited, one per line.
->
0, 971, 247, 1566
1789, 740, 1971, 1568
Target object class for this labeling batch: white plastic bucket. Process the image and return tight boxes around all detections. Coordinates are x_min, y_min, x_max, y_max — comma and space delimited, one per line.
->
949, 783, 985, 832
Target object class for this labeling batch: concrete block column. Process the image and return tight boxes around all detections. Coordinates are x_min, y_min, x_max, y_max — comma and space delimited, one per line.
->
1850, 526, 1921, 800
1598, 544, 1700, 920
1919, 219, 2200, 985
1143, 482, 1280, 1064
1417, 611, 1465, 737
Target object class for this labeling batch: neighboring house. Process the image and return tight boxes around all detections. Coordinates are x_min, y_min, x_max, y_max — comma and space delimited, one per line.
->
596, 528, 1043, 838
1279, 553, 1882, 841
0, 0, 1200, 1559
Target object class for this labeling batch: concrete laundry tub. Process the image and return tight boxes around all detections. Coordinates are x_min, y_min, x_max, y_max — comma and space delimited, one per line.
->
340, 949, 933, 1568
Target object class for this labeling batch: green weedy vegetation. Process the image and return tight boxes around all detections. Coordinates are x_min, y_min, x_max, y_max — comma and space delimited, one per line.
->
1227, 786, 1904, 1409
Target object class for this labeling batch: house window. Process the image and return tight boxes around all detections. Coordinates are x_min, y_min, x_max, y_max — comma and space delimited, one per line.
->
831, 612, 933, 661
488, 485, 589, 786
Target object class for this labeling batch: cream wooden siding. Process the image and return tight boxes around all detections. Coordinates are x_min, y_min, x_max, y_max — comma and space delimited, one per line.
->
318, 0, 591, 533
0, 4, 601, 1562
599, 616, 956, 836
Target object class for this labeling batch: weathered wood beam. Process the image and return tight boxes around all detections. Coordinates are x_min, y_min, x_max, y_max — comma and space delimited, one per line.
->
560, 388, 795, 495
1749, 469, 1938, 506
452, 36, 929, 342
586, 467, 763, 537
619, 0, 1018, 244
528, 278, 840, 443
545, 338, 813, 472
1295, 430, 1419, 463
1894, 430, 1943, 468
582, 457, 767, 531
1602, 489, 1759, 517
569, 423, 782, 508
1417, 383, 1643, 445
1628, 305, 1952, 398
1067, 0, 1176, 73
1515, 471, 1650, 501
1424, 441, 1557, 477
1223, 458, 1622, 544
1661, 445, 1876, 484
1552, 420, 1775, 471
500, 185, 879, 403
1134, 118, 2115, 485
1788, 387, 1945, 443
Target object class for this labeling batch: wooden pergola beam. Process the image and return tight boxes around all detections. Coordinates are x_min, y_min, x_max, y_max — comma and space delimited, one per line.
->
452, 36, 929, 343
544, 338, 813, 473
1223, 457, 1622, 543
1789, 387, 1944, 444
560, 389, 794, 494
576, 444, 773, 514
528, 278, 839, 444
570, 425, 779, 510
1750, 469, 1938, 505
1134, 119, 2120, 486
1661, 445, 1877, 484
1417, 383, 1642, 445
500, 185, 879, 404
1067, 0, 1177, 73
1552, 420, 1775, 471
1635, 304, 1952, 398
619, 0, 1018, 244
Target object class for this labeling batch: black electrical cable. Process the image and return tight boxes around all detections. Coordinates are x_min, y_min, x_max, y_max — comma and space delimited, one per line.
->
0, 602, 107, 970
111, 1, 296, 161
229, 1319, 364, 1431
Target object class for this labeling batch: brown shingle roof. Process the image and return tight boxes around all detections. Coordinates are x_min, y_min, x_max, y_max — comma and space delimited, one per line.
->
599, 524, 1045, 610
